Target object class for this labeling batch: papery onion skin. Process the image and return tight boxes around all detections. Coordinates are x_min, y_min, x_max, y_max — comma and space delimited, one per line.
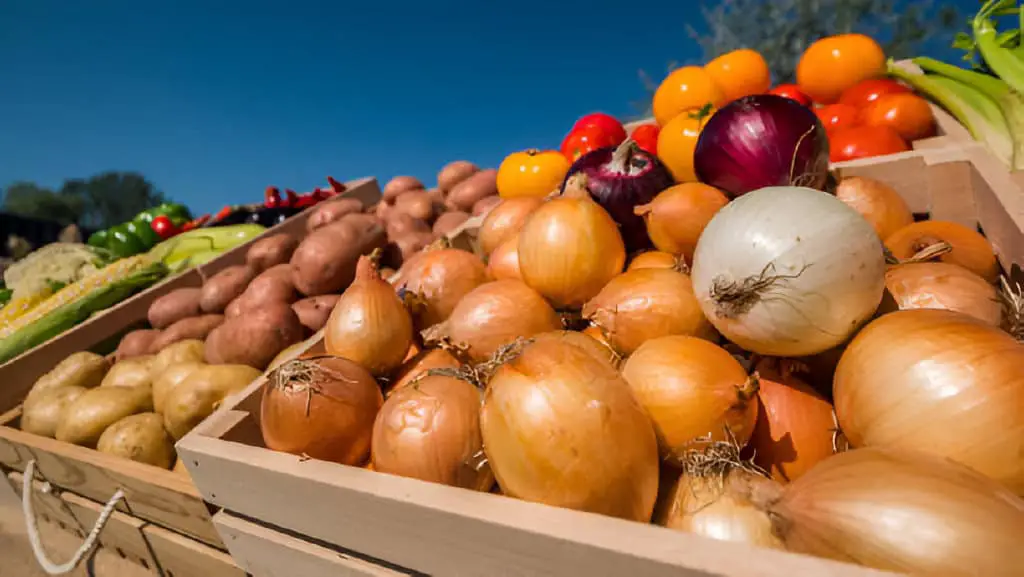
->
562, 140, 675, 253
517, 182, 626, 309
531, 330, 621, 371
885, 220, 1000, 283
395, 246, 489, 329
261, 356, 383, 465
884, 262, 1002, 327
325, 255, 414, 376
655, 467, 784, 549
371, 373, 493, 490
748, 360, 836, 483
583, 268, 716, 356
486, 233, 522, 281
425, 280, 562, 362
834, 176, 913, 241
755, 447, 1024, 575
627, 251, 680, 271
694, 95, 830, 198
621, 336, 758, 457
691, 186, 886, 357
481, 334, 659, 522
387, 347, 460, 395
834, 309, 1024, 494
478, 197, 544, 256
634, 182, 729, 263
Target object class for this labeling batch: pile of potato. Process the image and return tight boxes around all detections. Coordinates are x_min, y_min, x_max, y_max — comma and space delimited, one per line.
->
19, 343, 259, 471
115, 161, 496, 372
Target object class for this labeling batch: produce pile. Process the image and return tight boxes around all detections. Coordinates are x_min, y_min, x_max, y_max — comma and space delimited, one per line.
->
259, 114, 1022, 573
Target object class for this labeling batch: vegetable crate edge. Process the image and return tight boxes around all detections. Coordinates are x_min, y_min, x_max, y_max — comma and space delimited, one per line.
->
0, 177, 382, 576
177, 148, 1024, 577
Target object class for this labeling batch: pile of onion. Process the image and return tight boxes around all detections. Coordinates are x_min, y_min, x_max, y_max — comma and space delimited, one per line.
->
478, 197, 543, 256
834, 308, 1024, 494
422, 279, 561, 362
627, 251, 682, 271
261, 356, 383, 465
691, 186, 886, 356
621, 336, 759, 458
884, 261, 1002, 327
693, 95, 830, 198
747, 359, 836, 483
518, 175, 626, 309
371, 370, 493, 491
485, 232, 522, 281
582, 266, 715, 356
394, 240, 489, 329
325, 254, 413, 376
561, 139, 674, 253
634, 182, 729, 263
386, 346, 461, 395
480, 332, 659, 522
834, 176, 914, 241
885, 220, 1000, 283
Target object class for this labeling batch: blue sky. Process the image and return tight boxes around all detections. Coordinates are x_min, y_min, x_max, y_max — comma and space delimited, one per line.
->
1, 1, 976, 215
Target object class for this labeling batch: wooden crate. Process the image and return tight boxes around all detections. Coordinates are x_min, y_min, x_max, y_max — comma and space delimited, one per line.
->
177, 147, 1024, 577
0, 177, 383, 574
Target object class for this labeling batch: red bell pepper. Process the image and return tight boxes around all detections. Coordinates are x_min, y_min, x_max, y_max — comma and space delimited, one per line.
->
284, 189, 300, 207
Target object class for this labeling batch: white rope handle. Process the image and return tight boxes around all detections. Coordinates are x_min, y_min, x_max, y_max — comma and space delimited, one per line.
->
21, 460, 125, 575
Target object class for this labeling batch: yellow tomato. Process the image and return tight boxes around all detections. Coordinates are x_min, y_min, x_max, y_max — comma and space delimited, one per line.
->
656, 105, 717, 183
652, 66, 725, 127
705, 49, 771, 103
797, 34, 886, 104
496, 149, 569, 199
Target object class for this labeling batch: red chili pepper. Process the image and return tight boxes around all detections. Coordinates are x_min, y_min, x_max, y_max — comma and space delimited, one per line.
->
326, 176, 346, 192
294, 194, 318, 208
284, 189, 300, 207
265, 186, 282, 208
151, 215, 179, 240
215, 206, 233, 220
180, 214, 211, 232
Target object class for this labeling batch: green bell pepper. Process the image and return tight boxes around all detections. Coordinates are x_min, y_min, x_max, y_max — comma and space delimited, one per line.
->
126, 219, 161, 250
105, 224, 146, 258
87, 230, 109, 248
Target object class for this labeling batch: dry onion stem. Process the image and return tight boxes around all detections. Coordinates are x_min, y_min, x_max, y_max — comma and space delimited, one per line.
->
1000, 275, 1024, 340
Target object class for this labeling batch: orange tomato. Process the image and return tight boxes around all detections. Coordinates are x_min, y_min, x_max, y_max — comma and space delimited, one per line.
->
814, 103, 861, 134
496, 149, 569, 199
656, 105, 716, 182
829, 125, 909, 163
797, 34, 886, 104
652, 66, 725, 126
862, 93, 936, 142
705, 49, 771, 103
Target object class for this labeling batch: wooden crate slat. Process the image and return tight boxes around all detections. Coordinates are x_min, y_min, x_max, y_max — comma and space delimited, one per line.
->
143, 518, 245, 577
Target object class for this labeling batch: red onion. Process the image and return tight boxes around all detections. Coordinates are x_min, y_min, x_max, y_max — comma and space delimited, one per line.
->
694, 95, 830, 198
561, 139, 675, 253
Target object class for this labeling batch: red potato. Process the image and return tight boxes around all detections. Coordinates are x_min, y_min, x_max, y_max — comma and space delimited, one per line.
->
232, 269, 298, 313
204, 304, 305, 370
446, 169, 498, 212
306, 198, 364, 233
200, 265, 256, 314
393, 190, 436, 223
386, 212, 431, 239
340, 212, 383, 234
225, 298, 243, 319
291, 220, 389, 296
149, 315, 225, 352
292, 295, 341, 333
432, 211, 470, 237
116, 330, 162, 361
472, 195, 501, 216
246, 233, 299, 273
426, 188, 446, 203
383, 176, 425, 203
437, 160, 480, 192
148, 288, 203, 329
392, 232, 435, 264
256, 263, 294, 282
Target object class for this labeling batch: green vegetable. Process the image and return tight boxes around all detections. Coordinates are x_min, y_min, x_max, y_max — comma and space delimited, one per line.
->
974, 0, 1024, 95
104, 224, 146, 258
126, 220, 161, 250
87, 230, 109, 249
152, 223, 267, 271
0, 289, 12, 308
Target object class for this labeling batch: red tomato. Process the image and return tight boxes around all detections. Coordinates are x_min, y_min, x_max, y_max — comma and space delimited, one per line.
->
571, 113, 627, 145
862, 93, 936, 142
768, 84, 813, 107
629, 123, 660, 155
150, 215, 179, 240
561, 125, 621, 163
815, 103, 861, 134
838, 78, 912, 109
829, 125, 909, 163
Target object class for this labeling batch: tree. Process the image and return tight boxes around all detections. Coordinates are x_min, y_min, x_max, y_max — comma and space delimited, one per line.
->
635, 0, 962, 116
1, 172, 168, 229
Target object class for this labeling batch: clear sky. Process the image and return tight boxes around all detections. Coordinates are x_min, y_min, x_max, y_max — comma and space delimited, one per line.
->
0, 1, 974, 215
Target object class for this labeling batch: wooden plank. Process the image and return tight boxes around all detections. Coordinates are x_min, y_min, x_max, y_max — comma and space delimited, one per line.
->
143, 520, 245, 577
0, 424, 221, 547
6, 470, 86, 540
214, 510, 415, 577
964, 148, 1024, 271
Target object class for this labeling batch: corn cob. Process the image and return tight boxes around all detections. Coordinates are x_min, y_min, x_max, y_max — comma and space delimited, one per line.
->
0, 254, 168, 363
0, 286, 57, 328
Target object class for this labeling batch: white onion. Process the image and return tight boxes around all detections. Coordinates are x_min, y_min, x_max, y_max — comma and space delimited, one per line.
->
691, 186, 885, 356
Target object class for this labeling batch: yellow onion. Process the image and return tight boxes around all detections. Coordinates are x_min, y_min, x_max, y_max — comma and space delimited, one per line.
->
654, 441, 783, 549
884, 261, 1002, 327
746, 447, 1024, 575
261, 356, 383, 465
371, 372, 493, 490
531, 330, 620, 370
481, 334, 659, 521
517, 177, 625, 309
835, 309, 1024, 494
478, 197, 544, 256
582, 267, 716, 356
422, 280, 561, 362
486, 232, 522, 281
627, 251, 683, 271
386, 347, 461, 395
325, 254, 413, 376
621, 336, 758, 458
634, 182, 729, 263
395, 242, 489, 329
